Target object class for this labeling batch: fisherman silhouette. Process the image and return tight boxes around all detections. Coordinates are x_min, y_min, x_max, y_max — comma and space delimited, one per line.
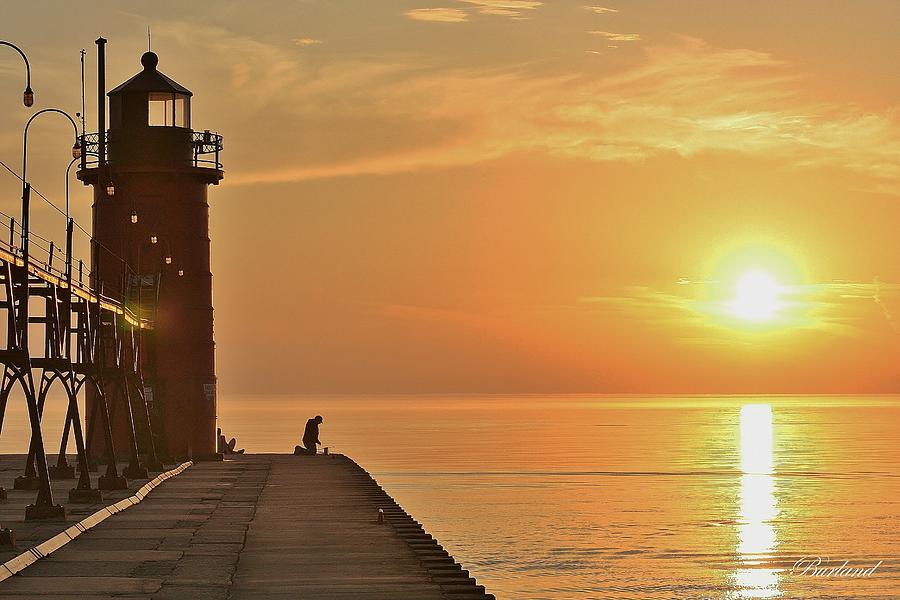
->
295, 415, 323, 455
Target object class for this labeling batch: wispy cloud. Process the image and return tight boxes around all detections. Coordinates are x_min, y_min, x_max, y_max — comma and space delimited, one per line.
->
874, 277, 899, 333
405, 1, 542, 22
475, 7, 521, 16
818, 279, 900, 334
159, 22, 899, 193
585, 6, 618, 14
404, 8, 469, 22
589, 30, 641, 42
293, 38, 323, 47
460, 0, 543, 13
577, 278, 900, 340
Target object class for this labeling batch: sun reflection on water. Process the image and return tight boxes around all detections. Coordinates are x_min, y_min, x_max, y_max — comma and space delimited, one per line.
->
733, 404, 781, 598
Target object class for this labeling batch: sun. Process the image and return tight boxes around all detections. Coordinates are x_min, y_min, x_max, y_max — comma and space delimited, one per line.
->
730, 270, 783, 322
702, 240, 809, 330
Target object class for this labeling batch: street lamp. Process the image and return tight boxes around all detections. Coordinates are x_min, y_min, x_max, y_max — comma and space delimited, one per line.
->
22, 108, 81, 260
65, 157, 79, 219
23, 109, 81, 190
64, 156, 85, 281
0, 40, 34, 107
63, 158, 79, 288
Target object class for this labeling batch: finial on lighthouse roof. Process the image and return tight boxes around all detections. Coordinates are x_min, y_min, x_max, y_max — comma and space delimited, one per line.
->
109, 49, 192, 97
141, 51, 159, 71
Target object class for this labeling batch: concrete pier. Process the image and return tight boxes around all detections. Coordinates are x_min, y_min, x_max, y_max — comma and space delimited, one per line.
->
0, 455, 159, 557
0, 454, 494, 599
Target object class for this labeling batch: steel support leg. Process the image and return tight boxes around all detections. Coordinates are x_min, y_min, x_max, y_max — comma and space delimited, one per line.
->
118, 378, 148, 479
22, 367, 64, 520
95, 379, 127, 490
65, 378, 102, 503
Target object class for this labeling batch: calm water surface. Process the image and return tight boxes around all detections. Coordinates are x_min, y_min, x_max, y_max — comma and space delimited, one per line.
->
5, 394, 897, 598
219, 395, 900, 599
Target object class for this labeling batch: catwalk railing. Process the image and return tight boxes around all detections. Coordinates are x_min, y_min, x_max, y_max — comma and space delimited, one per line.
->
0, 213, 145, 328
79, 130, 223, 170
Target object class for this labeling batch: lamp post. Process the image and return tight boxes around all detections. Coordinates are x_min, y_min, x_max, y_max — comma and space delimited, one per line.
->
0, 40, 34, 106
65, 157, 78, 220
64, 156, 81, 285
22, 109, 81, 265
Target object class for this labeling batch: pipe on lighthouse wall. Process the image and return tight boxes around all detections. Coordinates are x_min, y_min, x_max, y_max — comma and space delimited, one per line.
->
96, 38, 106, 166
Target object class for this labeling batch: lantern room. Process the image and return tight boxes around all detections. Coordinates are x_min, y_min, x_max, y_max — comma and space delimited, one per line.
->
106, 51, 195, 167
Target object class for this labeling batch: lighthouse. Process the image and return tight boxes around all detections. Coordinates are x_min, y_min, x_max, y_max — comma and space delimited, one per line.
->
77, 43, 223, 460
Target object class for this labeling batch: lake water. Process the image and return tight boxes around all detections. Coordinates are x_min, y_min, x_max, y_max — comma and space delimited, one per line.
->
215, 394, 900, 599
4, 394, 898, 598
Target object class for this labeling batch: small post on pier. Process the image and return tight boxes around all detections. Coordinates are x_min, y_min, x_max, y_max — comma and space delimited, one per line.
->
0, 526, 13, 549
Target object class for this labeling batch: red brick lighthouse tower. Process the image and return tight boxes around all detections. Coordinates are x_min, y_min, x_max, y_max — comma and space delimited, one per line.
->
78, 42, 223, 460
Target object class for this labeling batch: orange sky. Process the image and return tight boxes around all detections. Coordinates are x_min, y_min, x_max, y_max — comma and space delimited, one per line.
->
1, 1, 898, 394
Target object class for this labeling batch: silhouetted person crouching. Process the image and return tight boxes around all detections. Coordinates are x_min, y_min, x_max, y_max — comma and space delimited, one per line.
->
295, 415, 323, 455
217, 427, 245, 455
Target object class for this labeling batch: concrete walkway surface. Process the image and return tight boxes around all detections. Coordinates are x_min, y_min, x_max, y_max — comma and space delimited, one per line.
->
0, 454, 495, 600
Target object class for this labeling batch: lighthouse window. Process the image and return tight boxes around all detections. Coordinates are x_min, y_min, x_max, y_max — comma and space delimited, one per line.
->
148, 92, 191, 128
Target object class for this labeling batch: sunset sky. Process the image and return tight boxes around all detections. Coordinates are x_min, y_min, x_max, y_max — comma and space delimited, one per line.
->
2, 1, 899, 395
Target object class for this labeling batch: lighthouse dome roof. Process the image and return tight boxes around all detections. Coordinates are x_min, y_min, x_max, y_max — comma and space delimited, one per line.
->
108, 51, 193, 97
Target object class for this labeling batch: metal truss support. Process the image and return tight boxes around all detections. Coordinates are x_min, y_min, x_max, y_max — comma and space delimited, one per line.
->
0, 232, 159, 521
0, 261, 64, 520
